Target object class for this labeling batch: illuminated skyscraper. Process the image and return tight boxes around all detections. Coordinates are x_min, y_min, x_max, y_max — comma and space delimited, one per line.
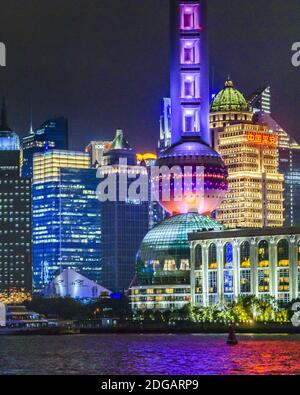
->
217, 123, 284, 228
253, 100, 300, 227
248, 86, 271, 114
22, 117, 68, 178
159, 98, 172, 151
32, 150, 101, 292
0, 101, 32, 294
136, 153, 165, 228
210, 79, 253, 149
99, 130, 149, 292
85, 140, 111, 168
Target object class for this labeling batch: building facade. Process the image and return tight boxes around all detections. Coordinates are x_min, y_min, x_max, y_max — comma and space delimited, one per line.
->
22, 117, 68, 178
216, 123, 284, 228
85, 140, 111, 168
210, 79, 253, 150
99, 130, 149, 292
130, 213, 223, 311
190, 228, 300, 306
0, 102, 32, 294
159, 98, 172, 151
32, 150, 101, 292
254, 110, 300, 227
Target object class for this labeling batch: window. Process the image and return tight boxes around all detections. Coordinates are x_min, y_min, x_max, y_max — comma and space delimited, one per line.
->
195, 245, 202, 270
181, 40, 200, 64
180, 4, 200, 30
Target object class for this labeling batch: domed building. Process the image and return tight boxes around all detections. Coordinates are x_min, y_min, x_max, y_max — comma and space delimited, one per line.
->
210, 79, 253, 149
131, 213, 224, 311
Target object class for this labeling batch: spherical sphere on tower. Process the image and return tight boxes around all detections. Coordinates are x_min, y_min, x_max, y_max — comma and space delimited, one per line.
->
153, 136, 228, 215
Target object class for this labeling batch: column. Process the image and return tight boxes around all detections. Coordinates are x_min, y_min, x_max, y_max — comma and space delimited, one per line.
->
250, 238, 258, 296
217, 240, 224, 304
269, 237, 277, 299
233, 239, 239, 300
190, 241, 196, 307
202, 243, 209, 307
289, 236, 298, 301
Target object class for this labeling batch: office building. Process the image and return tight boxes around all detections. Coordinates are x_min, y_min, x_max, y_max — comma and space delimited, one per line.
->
210, 79, 253, 149
22, 117, 68, 177
85, 140, 111, 168
217, 123, 284, 228
32, 150, 101, 292
0, 101, 32, 295
99, 130, 149, 292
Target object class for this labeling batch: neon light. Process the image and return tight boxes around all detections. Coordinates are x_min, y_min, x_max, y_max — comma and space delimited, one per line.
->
246, 132, 277, 145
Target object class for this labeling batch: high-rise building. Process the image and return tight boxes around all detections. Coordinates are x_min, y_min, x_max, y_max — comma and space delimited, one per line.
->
0, 101, 32, 295
32, 150, 101, 292
210, 79, 253, 149
159, 98, 172, 151
254, 108, 300, 227
217, 123, 284, 228
99, 130, 149, 292
22, 117, 68, 178
248, 86, 271, 114
136, 153, 165, 229
85, 140, 111, 168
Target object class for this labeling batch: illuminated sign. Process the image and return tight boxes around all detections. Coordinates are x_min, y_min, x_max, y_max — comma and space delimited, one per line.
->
246, 132, 277, 146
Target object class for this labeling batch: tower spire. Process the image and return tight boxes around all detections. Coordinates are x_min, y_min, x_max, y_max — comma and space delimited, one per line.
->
170, 0, 210, 146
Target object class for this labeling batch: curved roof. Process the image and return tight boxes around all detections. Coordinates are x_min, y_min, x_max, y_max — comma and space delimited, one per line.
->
159, 135, 221, 159
211, 79, 250, 113
138, 213, 224, 264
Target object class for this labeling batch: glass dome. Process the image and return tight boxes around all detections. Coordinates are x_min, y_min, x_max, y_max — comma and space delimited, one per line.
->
210, 79, 249, 113
137, 213, 224, 285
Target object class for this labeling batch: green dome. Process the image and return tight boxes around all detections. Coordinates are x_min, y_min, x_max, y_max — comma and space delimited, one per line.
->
137, 213, 224, 270
211, 79, 250, 113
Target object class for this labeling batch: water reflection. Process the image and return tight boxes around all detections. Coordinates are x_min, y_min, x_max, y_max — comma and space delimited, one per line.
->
0, 334, 299, 375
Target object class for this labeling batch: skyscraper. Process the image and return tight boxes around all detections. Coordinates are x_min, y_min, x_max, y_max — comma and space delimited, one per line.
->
85, 140, 111, 168
217, 123, 284, 228
22, 117, 68, 178
99, 130, 149, 292
248, 86, 271, 114
210, 79, 253, 150
253, 99, 300, 227
159, 98, 172, 151
136, 153, 165, 229
32, 150, 101, 292
0, 101, 32, 295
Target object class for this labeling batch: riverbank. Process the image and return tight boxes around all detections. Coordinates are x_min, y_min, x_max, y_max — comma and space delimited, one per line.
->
1, 323, 299, 335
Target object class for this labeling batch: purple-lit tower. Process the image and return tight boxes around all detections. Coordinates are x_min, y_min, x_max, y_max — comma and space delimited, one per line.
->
170, 0, 210, 145
155, 0, 228, 216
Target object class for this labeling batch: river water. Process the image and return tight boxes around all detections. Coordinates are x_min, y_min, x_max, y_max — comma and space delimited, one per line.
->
0, 334, 300, 375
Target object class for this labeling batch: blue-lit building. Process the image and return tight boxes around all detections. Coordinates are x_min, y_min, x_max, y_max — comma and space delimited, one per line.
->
0, 100, 32, 294
32, 150, 101, 292
22, 117, 68, 178
99, 130, 149, 292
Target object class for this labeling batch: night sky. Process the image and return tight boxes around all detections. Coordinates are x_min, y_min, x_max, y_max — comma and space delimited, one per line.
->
0, 0, 299, 152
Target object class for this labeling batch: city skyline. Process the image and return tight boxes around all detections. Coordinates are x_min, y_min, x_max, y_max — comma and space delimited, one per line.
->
0, 0, 299, 152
